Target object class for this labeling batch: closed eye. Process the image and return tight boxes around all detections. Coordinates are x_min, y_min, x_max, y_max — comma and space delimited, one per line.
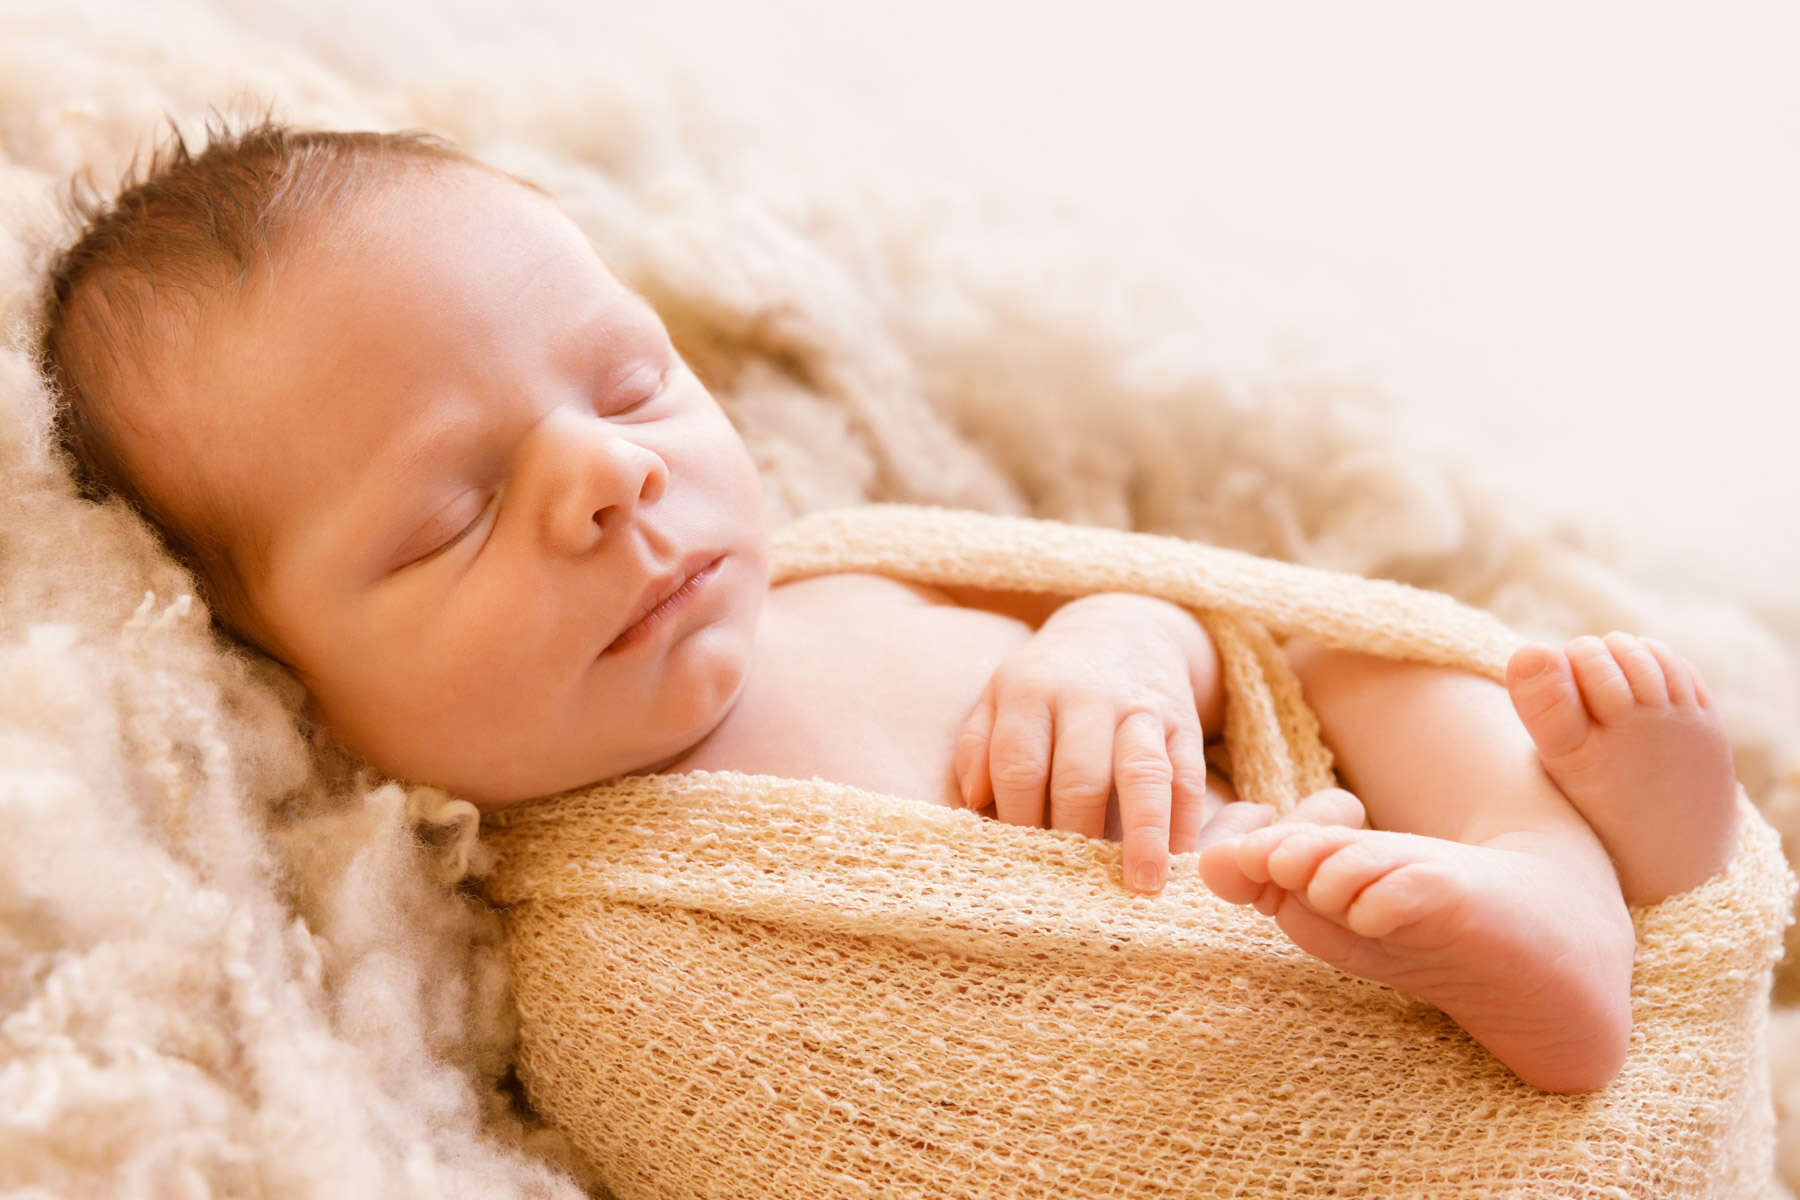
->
398, 493, 494, 569
610, 363, 669, 414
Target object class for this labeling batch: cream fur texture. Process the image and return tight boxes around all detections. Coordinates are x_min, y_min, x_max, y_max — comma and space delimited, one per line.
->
3, 1, 1798, 1195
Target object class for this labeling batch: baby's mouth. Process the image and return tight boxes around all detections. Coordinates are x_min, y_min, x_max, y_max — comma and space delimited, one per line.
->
601, 555, 723, 655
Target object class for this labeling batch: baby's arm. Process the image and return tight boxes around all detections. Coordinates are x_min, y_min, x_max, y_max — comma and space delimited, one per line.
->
953, 592, 1227, 892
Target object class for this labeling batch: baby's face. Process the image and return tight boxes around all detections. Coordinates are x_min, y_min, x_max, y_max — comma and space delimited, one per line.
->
142, 165, 770, 805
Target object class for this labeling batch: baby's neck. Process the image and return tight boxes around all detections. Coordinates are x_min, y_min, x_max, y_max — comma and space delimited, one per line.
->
630, 579, 810, 778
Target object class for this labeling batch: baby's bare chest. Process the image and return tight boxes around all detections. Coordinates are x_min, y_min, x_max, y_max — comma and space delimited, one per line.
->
680, 574, 1035, 808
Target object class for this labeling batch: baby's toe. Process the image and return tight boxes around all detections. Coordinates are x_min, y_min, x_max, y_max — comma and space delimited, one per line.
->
1641, 636, 1698, 706
1306, 833, 1418, 924
1507, 643, 1590, 759
1565, 635, 1639, 725
1286, 787, 1367, 830
1198, 840, 1265, 905
1345, 857, 1459, 941
1264, 825, 1359, 893
1229, 822, 1297, 884
1601, 632, 1670, 707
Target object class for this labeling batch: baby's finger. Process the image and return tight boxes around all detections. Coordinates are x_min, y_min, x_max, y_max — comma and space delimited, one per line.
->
986, 695, 1054, 828
1113, 710, 1174, 893
952, 682, 998, 810
1047, 704, 1115, 839
1166, 723, 1212, 854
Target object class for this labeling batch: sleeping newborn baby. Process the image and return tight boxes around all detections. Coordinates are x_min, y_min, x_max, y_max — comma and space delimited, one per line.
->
38, 121, 1742, 1096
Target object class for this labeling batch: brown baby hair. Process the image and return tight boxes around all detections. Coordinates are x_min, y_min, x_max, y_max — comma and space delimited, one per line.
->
35, 113, 529, 656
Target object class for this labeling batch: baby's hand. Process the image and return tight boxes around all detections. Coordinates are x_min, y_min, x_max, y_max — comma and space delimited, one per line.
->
953, 593, 1212, 894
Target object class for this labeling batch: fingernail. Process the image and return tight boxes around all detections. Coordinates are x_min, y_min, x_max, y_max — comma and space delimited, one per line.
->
1132, 863, 1164, 893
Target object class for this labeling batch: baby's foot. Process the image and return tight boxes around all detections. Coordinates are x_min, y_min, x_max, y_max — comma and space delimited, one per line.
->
1199, 823, 1634, 1092
1506, 634, 1739, 906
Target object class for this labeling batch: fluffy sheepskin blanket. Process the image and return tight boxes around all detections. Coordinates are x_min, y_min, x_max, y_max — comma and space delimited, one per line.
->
3, 2, 1799, 1196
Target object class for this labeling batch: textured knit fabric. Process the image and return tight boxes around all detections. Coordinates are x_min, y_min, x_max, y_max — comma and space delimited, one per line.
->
482, 505, 1796, 1199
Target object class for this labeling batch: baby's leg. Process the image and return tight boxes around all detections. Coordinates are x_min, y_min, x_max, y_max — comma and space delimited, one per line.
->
1200, 640, 1637, 1093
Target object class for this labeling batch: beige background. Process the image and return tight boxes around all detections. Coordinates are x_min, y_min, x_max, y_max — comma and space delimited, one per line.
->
603, 0, 1799, 609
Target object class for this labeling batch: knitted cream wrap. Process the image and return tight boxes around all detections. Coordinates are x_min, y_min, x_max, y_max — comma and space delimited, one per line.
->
482, 505, 1796, 1199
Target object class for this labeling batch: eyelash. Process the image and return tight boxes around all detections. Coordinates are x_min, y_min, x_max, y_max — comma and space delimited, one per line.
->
613, 366, 668, 413
439, 502, 491, 552
407, 495, 492, 567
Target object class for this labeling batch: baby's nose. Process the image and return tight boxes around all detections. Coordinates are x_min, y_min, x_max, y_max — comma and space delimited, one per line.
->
587, 444, 666, 529
545, 428, 667, 555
